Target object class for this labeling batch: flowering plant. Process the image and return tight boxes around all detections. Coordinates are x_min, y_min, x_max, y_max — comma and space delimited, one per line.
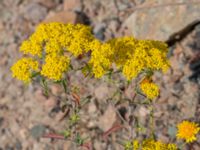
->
11, 22, 200, 149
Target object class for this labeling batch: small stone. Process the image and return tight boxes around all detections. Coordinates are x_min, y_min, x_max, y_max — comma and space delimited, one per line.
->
34, 89, 47, 103
118, 3, 129, 11
5, 146, 14, 150
23, 3, 48, 24
30, 124, 46, 139
44, 97, 57, 110
0, 55, 8, 66
44, 11, 77, 24
19, 129, 28, 139
157, 133, 169, 142
98, 105, 116, 131
94, 140, 106, 150
55, 111, 66, 122
87, 121, 97, 128
0, 117, 4, 127
0, 9, 12, 22
94, 83, 109, 101
181, 93, 198, 118
171, 82, 184, 95
35, 0, 57, 9
167, 126, 177, 139
2, 0, 21, 6
88, 102, 97, 114
50, 85, 62, 95
63, 141, 72, 150
15, 141, 22, 150
64, 0, 82, 11
0, 21, 4, 31
138, 106, 150, 117
93, 23, 106, 41
108, 19, 120, 32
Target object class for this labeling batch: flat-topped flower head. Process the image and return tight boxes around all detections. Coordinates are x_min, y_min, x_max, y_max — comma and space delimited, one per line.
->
176, 121, 200, 143
20, 40, 42, 57
12, 23, 170, 83
122, 39, 169, 80
133, 140, 140, 150
139, 78, 159, 100
19, 22, 94, 57
11, 58, 39, 83
108, 37, 137, 67
142, 139, 178, 150
127, 139, 177, 150
41, 54, 70, 81
89, 39, 113, 78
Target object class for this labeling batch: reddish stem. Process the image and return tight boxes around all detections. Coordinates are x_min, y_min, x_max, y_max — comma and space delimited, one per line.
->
102, 124, 124, 139
72, 93, 80, 106
81, 142, 92, 150
42, 133, 65, 140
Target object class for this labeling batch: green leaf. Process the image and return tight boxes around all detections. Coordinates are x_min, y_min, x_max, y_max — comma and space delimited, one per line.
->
124, 141, 132, 150
41, 78, 49, 96
63, 130, 71, 139
31, 72, 40, 78
82, 63, 92, 77
75, 133, 84, 145
62, 79, 67, 93
70, 113, 80, 125
69, 64, 73, 70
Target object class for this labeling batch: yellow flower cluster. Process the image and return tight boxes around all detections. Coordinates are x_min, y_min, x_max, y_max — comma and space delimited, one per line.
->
20, 40, 42, 57
122, 40, 169, 80
89, 37, 169, 79
12, 23, 95, 82
11, 22, 169, 83
132, 139, 177, 150
41, 54, 70, 80
20, 23, 94, 56
139, 78, 159, 99
176, 121, 200, 143
89, 39, 113, 78
11, 58, 39, 83
108, 37, 137, 67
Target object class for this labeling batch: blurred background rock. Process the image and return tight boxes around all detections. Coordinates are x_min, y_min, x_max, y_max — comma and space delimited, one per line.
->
0, 0, 200, 149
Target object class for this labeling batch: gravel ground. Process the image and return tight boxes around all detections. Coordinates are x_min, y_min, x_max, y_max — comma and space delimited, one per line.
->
0, 0, 200, 150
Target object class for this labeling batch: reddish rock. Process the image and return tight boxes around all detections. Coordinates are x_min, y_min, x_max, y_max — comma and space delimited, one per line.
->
64, 0, 82, 11
44, 11, 77, 24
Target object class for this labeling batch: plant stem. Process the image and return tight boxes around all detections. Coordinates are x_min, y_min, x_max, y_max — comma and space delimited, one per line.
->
149, 101, 155, 139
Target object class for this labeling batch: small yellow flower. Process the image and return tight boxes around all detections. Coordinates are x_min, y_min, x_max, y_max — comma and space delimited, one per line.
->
167, 144, 178, 150
142, 139, 177, 150
176, 121, 200, 143
128, 139, 177, 150
11, 58, 39, 83
133, 140, 139, 150
140, 78, 159, 99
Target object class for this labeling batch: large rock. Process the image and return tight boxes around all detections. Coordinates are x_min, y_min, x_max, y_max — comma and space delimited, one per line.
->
123, 0, 200, 41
